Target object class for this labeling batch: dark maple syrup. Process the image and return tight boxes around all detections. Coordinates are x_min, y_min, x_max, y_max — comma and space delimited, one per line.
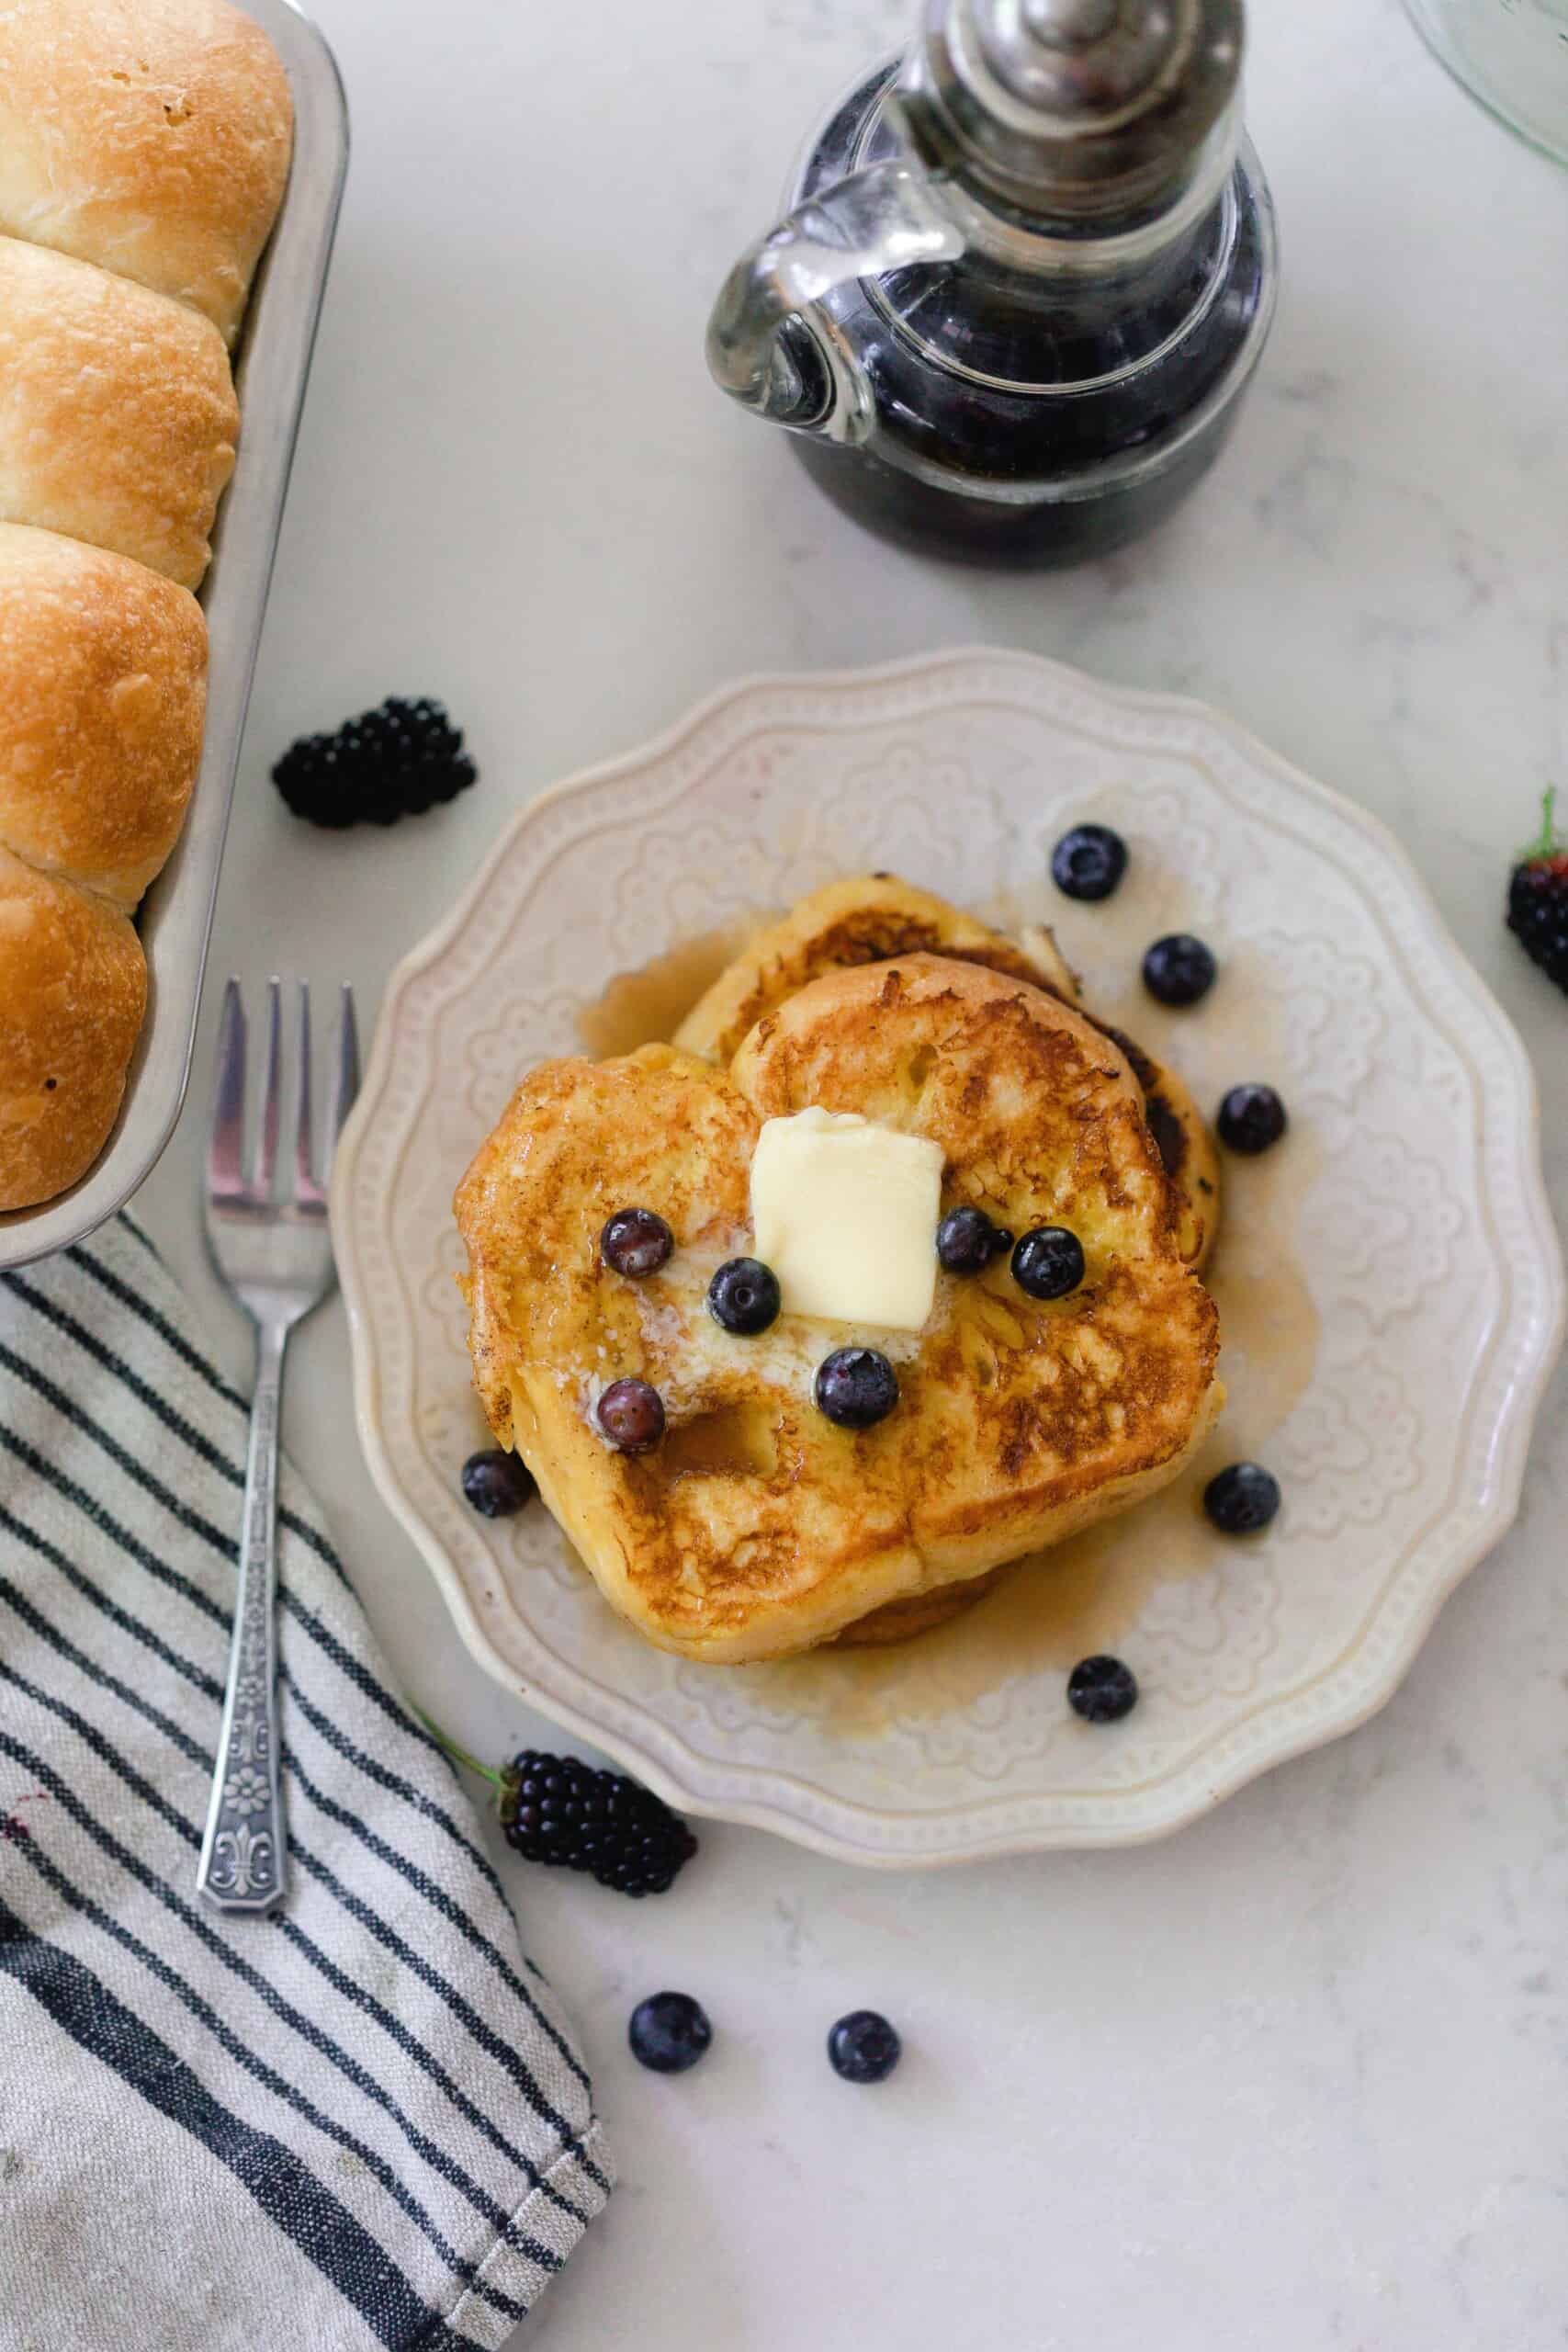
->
786, 63, 1274, 567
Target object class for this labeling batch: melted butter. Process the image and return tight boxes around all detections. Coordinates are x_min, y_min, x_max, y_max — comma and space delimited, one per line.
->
632, 1236, 932, 1419
751, 1107, 943, 1331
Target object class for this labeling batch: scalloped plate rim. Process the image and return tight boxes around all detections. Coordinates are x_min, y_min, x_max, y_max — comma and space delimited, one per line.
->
333, 646, 1565, 1867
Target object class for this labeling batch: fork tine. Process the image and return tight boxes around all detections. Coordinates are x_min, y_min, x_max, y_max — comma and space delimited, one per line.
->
294, 980, 320, 1203
330, 984, 359, 1164
207, 978, 248, 1202
254, 976, 283, 1195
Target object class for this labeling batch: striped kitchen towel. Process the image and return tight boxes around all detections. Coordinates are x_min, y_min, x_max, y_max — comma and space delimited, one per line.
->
0, 1214, 612, 2352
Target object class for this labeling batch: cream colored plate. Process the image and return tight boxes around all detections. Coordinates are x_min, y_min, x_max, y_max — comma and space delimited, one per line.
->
333, 649, 1564, 1865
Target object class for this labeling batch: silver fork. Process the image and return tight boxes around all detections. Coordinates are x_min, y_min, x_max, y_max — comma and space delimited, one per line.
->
196, 977, 359, 1915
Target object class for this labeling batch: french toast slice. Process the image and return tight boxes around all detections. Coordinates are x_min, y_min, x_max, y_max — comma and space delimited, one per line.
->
457, 955, 1222, 1666
673, 873, 1078, 1061
675, 873, 1219, 1271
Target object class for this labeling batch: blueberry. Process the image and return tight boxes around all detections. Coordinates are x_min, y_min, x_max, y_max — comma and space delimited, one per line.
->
1216, 1083, 1288, 1156
460, 1448, 535, 1517
1142, 933, 1217, 1008
1067, 1655, 1139, 1724
828, 2009, 902, 2084
1203, 1461, 1280, 1534
707, 1256, 782, 1335
1010, 1226, 1085, 1300
936, 1205, 1003, 1275
815, 1348, 899, 1430
1051, 823, 1128, 903
628, 1991, 712, 2074
596, 1378, 665, 1453
601, 1206, 673, 1277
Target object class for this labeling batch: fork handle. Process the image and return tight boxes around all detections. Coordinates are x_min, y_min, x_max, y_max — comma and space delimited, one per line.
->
197, 1317, 288, 1914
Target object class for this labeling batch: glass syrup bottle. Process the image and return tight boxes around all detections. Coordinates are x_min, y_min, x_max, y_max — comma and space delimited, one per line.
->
707, 0, 1278, 568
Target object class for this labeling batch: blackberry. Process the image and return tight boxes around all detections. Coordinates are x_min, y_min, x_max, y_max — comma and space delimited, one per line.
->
413, 1713, 699, 1895
501, 1751, 697, 1894
272, 695, 477, 829
1507, 788, 1568, 992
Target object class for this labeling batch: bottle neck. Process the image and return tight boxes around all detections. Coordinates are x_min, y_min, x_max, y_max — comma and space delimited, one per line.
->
882, 87, 1243, 279
849, 74, 1245, 397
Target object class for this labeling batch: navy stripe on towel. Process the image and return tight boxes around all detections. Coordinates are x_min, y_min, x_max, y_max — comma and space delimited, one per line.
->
0, 1896, 473, 2352
0, 1212, 609, 2349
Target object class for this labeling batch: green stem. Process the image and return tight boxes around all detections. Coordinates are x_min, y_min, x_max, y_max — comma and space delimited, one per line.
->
1529, 786, 1559, 860
407, 1699, 507, 1795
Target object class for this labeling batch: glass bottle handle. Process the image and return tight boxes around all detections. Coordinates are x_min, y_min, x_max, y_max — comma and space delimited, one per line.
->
706, 162, 965, 447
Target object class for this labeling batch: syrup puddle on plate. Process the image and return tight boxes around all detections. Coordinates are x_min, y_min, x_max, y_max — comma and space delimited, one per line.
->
761, 1129, 1324, 1737
575, 921, 765, 1059
570, 919, 1322, 1736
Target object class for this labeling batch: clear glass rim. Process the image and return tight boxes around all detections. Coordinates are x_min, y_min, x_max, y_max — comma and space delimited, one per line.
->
1401, 0, 1568, 169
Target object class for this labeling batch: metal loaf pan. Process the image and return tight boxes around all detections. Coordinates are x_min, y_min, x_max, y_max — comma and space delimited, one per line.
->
0, 0, 349, 1271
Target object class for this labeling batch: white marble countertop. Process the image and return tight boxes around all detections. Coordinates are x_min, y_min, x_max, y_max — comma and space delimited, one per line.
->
133, 0, 1568, 2343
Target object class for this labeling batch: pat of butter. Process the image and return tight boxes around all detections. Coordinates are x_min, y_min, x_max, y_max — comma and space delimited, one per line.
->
750, 1107, 943, 1331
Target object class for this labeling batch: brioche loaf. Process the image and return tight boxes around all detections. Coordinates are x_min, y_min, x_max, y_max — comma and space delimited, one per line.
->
0, 236, 239, 589
0, 0, 294, 345
0, 0, 292, 1216
0, 847, 149, 1211
0, 524, 208, 912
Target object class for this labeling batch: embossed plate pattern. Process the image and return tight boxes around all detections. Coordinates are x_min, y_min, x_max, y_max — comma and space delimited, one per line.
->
333, 650, 1564, 1864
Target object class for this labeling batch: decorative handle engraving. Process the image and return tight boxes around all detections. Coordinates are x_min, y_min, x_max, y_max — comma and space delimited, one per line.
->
197, 1322, 288, 1913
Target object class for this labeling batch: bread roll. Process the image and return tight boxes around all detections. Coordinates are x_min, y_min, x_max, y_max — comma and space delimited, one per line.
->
0, 0, 293, 1216
0, 0, 294, 345
0, 846, 148, 1213
0, 525, 208, 911
0, 235, 239, 588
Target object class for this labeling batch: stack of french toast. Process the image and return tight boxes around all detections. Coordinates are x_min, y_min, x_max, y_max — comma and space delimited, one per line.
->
457, 875, 1224, 1664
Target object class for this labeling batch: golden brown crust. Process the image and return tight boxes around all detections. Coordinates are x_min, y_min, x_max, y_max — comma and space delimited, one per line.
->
674, 875, 1079, 1065
457, 960, 1222, 1665
0, 235, 238, 588
0, 0, 293, 344
676, 872, 1219, 1269
0, 523, 207, 909
0, 845, 147, 1211
1095, 1021, 1221, 1268
830, 1569, 1006, 1646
